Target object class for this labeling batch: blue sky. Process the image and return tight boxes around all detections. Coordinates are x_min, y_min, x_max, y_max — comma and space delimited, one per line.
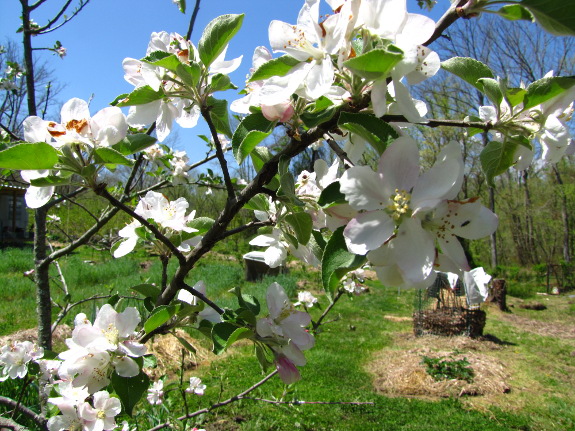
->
1, 0, 447, 162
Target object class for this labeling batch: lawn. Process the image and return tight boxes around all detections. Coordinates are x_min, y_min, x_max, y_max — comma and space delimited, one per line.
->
1, 247, 574, 430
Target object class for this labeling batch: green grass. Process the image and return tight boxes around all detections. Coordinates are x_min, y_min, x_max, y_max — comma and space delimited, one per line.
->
2, 247, 575, 430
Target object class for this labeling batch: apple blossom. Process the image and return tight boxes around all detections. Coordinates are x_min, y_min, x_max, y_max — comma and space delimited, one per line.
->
186, 376, 206, 395
147, 380, 165, 405
256, 283, 315, 383
78, 391, 122, 431
0, 341, 43, 381
295, 291, 318, 308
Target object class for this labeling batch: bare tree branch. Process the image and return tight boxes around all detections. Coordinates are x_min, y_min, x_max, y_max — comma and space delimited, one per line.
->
186, 0, 202, 40
0, 396, 47, 431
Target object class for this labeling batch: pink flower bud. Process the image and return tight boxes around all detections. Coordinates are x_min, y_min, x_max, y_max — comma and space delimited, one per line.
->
262, 102, 294, 123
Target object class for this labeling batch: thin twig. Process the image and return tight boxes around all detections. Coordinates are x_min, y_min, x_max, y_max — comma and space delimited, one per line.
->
38, 0, 92, 34
96, 187, 186, 265
238, 397, 374, 406
312, 289, 344, 331
326, 137, 354, 168
147, 371, 278, 431
424, 0, 468, 47
186, 0, 202, 40
220, 220, 272, 240
0, 123, 21, 141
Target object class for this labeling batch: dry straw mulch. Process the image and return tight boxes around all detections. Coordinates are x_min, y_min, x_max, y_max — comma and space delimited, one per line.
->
0, 325, 71, 347
366, 334, 511, 399
145, 329, 215, 379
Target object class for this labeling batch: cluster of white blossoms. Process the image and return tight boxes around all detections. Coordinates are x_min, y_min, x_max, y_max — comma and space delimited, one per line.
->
478, 70, 575, 169
231, 0, 440, 123
122, 31, 241, 141
0, 305, 146, 431
21, 98, 129, 208
256, 283, 315, 384
114, 191, 202, 257
0, 340, 44, 381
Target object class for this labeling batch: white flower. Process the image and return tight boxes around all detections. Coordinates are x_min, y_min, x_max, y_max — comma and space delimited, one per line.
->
78, 391, 122, 431
186, 377, 206, 395
262, 0, 351, 102
256, 283, 315, 383
249, 228, 288, 268
340, 137, 464, 255
176, 281, 222, 324
295, 291, 318, 308
0, 341, 43, 381
47, 402, 84, 431
147, 380, 164, 405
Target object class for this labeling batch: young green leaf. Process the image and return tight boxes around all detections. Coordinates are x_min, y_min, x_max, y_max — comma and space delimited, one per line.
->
343, 47, 404, 80
321, 227, 366, 295
207, 97, 233, 137
232, 112, 275, 164
110, 86, 164, 107
112, 371, 150, 416
477, 78, 503, 108
112, 134, 157, 155
441, 57, 495, 92
338, 112, 398, 155
198, 14, 244, 67
142, 51, 181, 73
520, 0, 575, 36
496, 4, 534, 22
132, 283, 161, 301
0, 143, 59, 170
249, 55, 301, 82
480, 140, 518, 186
285, 212, 313, 245
144, 304, 180, 334
522, 76, 575, 111
94, 148, 134, 166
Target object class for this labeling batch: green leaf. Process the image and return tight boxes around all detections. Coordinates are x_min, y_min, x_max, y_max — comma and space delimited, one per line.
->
142, 51, 182, 73
211, 322, 239, 354
144, 304, 180, 334
0, 143, 58, 170
207, 97, 233, 137
441, 57, 495, 92
520, 0, 575, 36
132, 283, 161, 301
30, 175, 71, 187
176, 62, 201, 87
343, 46, 404, 80
198, 14, 244, 67
112, 371, 149, 416
210, 73, 237, 92
112, 134, 156, 155
250, 146, 272, 171
338, 112, 398, 155
285, 212, 313, 245
174, 334, 196, 354
177, 0, 186, 13
301, 106, 336, 128
232, 113, 275, 164
505, 87, 527, 108
480, 140, 518, 186
477, 78, 503, 107
238, 291, 261, 316
244, 193, 270, 212
496, 4, 534, 21
249, 55, 301, 82
522, 76, 575, 111
94, 148, 134, 166
321, 227, 366, 295
317, 181, 347, 208
186, 217, 214, 235
111, 86, 164, 107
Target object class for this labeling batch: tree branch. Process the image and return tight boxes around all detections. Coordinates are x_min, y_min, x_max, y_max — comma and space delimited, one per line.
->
200, 108, 236, 201
38, 0, 92, 34
0, 396, 47, 431
424, 0, 468, 47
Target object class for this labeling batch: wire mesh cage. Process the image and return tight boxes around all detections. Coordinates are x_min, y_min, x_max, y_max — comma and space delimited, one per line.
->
413, 273, 486, 338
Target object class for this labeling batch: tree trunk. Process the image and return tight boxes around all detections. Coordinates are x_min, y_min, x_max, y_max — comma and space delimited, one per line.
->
552, 165, 571, 263
489, 279, 509, 312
